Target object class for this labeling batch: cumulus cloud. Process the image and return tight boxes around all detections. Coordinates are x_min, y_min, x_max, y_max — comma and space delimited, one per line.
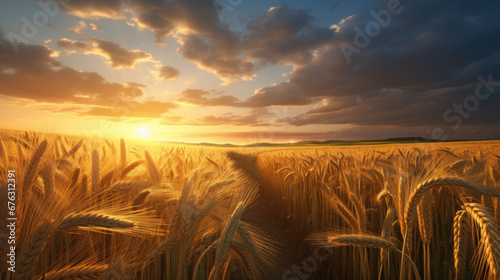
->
55, 1, 335, 82
157, 65, 180, 80
56, 0, 123, 19
57, 37, 153, 68
0, 38, 175, 119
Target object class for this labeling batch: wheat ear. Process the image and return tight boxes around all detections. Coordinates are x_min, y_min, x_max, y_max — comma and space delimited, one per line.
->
120, 160, 144, 178
380, 206, 396, 264
323, 234, 421, 280
417, 194, 433, 245
17, 221, 57, 280
462, 203, 500, 278
145, 151, 161, 183
212, 202, 244, 277
66, 139, 83, 157
59, 212, 134, 229
24, 139, 48, 191
405, 177, 500, 252
453, 210, 470, 280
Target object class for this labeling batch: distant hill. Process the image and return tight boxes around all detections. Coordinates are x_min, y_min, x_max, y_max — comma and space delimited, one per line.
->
159, 136, 459, 147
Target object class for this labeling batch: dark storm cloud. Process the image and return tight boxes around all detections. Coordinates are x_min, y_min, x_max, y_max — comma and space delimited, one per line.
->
245, 0, 500, 134
0, 38, 176, 118
242, 5, 335, 65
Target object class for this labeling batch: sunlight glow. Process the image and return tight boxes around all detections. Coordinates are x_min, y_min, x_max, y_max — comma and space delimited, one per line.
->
137, 126, 150, 138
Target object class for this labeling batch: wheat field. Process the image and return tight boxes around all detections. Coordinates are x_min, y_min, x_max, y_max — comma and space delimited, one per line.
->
1, 130, 500, 279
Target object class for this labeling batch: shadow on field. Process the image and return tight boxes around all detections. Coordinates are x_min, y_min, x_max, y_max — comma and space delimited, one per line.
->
227, 151, 327, 280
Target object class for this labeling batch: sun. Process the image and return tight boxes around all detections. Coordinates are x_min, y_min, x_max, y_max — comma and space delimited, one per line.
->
137, 126, 150, 138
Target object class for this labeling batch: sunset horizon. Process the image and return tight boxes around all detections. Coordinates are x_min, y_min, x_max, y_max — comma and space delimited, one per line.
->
1, 0, 499, 143
2, 1, 500, 279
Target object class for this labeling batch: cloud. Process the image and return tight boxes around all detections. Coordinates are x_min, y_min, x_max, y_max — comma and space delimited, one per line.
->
161, 108, 277, 126
168, 0, 500, 140
242, 5, 335, 65
57, 38, 91, 51
57, 37, 153, 68
89, 37, 152, 68
90, 23, 102, 31
176, 88, 241, 107
68, 21, 102, 36
79, 101, 177, 118
127, 2, 333, 81
159, 114, 184, 123
115, 0, 254, 81
236, 0, 500, 131
56, 1, 334, 82
175, 85, 314, 108
0, 38, 175, 119
157, 65, 180, 80
19, 0, 500, 139
69, 20, 87, 36
57, 0, 123, 19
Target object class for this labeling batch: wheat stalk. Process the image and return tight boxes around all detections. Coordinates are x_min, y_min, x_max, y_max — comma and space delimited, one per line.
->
380, 206, 396, 264
35, 264, 108, 280
92, 149, 100, 193
120, 138, 127, 167
0, 140, 7, 161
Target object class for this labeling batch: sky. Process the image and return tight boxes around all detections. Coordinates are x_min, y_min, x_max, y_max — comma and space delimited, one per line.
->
0, 0, 499, 144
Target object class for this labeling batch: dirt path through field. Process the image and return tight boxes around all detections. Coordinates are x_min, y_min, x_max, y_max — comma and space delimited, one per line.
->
226, 151, 312, 279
